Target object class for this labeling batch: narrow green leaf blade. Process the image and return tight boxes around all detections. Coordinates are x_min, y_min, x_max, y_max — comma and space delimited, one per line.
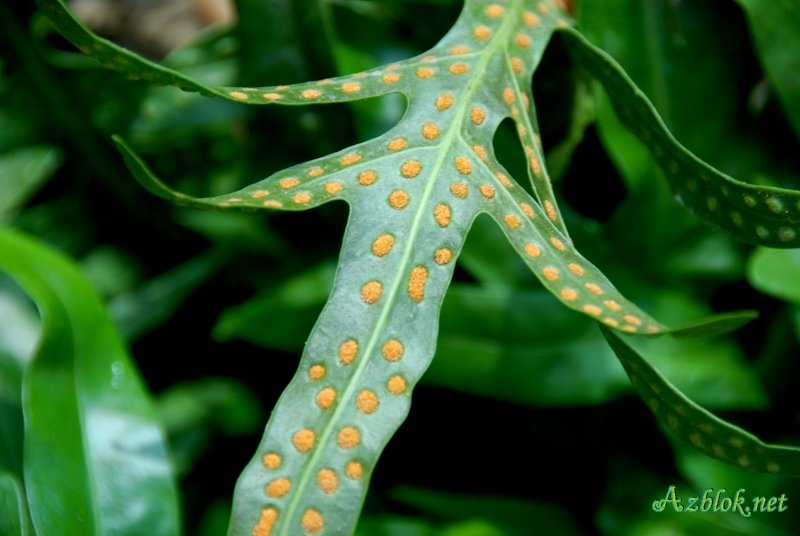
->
0, 228, 180, 536
601, 326, 800, 476
562, 28, 800, 248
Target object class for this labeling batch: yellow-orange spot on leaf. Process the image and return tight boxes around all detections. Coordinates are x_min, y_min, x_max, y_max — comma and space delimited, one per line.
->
486, 4, 505, 17
325, 181, 343, 194
338, 339, 358, 365
583, 305, 602, 316
422, 55, 437, 62
422, 122, 440, 140
550, 237, 566, 251
341, 82, 361, 93
401, 160, 422, 178
262, 92, 282, 102
251, 190, 269, 199
542, 266, 560, 281
517, 124, 527, 136
519, 203, 534, 218
544, 200, 558, 221
356, 389, 380, 414
450, 46, 470, 55
229, 91, 248, 100
307, 167, 324, 177
382, 73, 400, 84
473, 144, 488, 161
474, 25, 491, 40
623, 315, 643, 326
317, 79, 332, 86
567, 263, 585, 276
382, 339, 404, 362
560, 288, 578, 301
449, 62, 469, 75
603, 300, 622, 312
604, 318, 619, 328
521, 93, 530, 110
279, 177, 299, 189
434, 204, 452, 227
504, 214, 522, 229
253, 508, 278, 536
454, 156, 473, 175
538, 2, 550, 13
262, 452, 282, 469
436, 93, 454, 110
345, 460, 364, 480
316, 469, 339, 494
503, 87, 516, 104
264, 477, 291, 498
292, 429, 315, 453
263, 200, 282, 208
510, 57, 524, 74
471, 106, 486, 125
450, 182, 468, 199
527, 148, 541, 174
479, 184, 496, 199
358, 170, 377, 186
389, 189, 410, 209
361, 281, 383, 304
524, 11, 540, 26
622, 325, 638, 333
387, 138, 408, 151
301, 89, 322, 99
435, 248, 453, 265
341, 152, 362, 166
316, 387, 336, 410
372, 234, 395, 257
337, 426, 361, 449
584, 283, 603, 295
524, 243, 541, 258
301, 509, 324, 535
293, 192, 311, 205
496, 172, 512, 187
416, 67, 435, 79
387, 375, 407, 395
516, 33, 532, 47
408, 266, 429, 303
308, 364, 325, 381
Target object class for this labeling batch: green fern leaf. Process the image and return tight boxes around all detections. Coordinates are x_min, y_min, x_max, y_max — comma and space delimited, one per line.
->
35, 0, 800, 534
602, 327, 800, 476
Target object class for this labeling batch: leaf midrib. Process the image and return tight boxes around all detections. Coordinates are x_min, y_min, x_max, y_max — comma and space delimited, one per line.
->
277, 2, 524, 532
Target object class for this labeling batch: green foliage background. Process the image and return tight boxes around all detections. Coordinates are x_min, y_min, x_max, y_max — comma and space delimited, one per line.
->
1, 0, 799, 534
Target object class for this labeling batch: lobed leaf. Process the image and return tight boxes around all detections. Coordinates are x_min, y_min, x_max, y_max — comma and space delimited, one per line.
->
35, 0, 795, 533
561, 28, 800, 248
0, 228, 179, 536
601, 326, 800, 477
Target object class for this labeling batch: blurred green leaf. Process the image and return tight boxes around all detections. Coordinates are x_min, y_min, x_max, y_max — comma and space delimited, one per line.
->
213, 260, 335, 350
0, 472, 30, 536
0, 145, 62, 218
108, 249, 226, 341
0, 227, 179, 535
390, 485, 584, 535
747, 248, 800, 305
738, 0, 800, 139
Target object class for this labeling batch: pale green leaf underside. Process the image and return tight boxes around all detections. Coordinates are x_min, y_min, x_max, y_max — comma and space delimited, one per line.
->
601, 327, 800, 477
35, 0, 788, 534
561, 29, 800, 248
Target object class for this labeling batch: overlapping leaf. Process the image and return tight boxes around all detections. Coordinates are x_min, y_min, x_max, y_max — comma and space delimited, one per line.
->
602, 327, 800, 477
34, 0, 800, 534
0, 228, 179, 535
560, 28, 800, 248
